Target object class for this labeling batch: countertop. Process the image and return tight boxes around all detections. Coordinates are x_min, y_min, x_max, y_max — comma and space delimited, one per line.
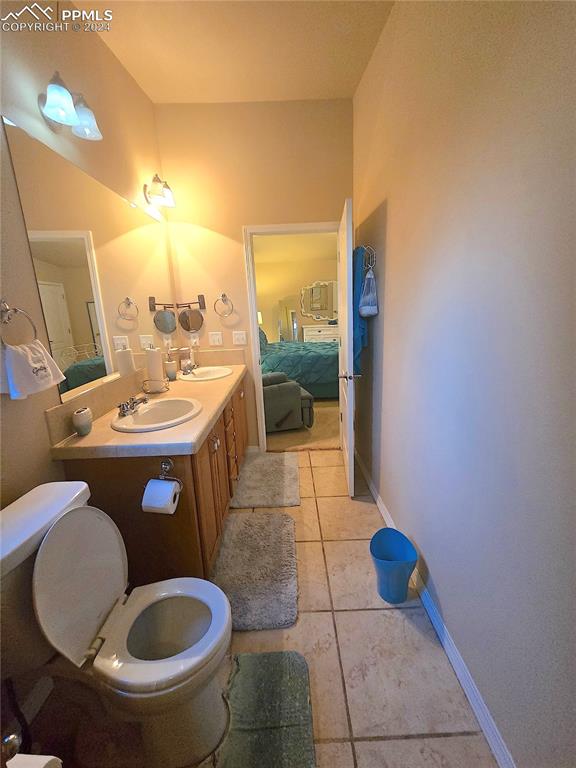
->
51, 365, 247, 460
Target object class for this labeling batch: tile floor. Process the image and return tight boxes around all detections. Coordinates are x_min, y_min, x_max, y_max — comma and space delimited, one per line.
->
233, 449, 498, 768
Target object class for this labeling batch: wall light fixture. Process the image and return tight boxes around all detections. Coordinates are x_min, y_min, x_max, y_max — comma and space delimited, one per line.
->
143, 174, 176, 208
71, 96, 103, 141
38, 72, 79, 127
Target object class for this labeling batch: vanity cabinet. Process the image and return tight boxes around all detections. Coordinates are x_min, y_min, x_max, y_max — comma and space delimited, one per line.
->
62, 379, 248, 586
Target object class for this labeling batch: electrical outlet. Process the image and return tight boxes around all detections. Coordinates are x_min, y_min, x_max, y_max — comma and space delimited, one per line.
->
139, 334, 154, 350
208, 332, 223, 346
112, 335, 129, 351
189, 334, 200, 347
232, 330, 247, 346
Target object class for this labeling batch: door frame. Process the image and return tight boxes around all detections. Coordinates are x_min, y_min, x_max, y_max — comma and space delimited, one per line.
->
243, 221, 339, 451
28, 230, 114, 376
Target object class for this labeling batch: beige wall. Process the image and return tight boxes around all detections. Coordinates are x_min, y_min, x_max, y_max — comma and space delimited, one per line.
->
157, 99, 352, 441
0, 125, 65, 507
0, 0, 160, 203
353, 3, 576, 767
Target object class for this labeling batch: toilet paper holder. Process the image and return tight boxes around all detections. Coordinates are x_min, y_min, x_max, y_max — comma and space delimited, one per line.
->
158, 458, 184, 493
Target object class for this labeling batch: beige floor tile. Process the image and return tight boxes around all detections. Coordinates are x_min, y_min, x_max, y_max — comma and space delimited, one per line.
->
318, 496, 383, 540
255, 498, 320, 541
325, 540, 421, 610
231, 613, 349, 740
315, 741, 355, 768
310, 450, 344, 467
297, 542, 331, 611
335, 609, 478, 738
299, 466, 315, 497
313, 466, 348, 496
298, 451, 311, 467
355, 735, 496, 767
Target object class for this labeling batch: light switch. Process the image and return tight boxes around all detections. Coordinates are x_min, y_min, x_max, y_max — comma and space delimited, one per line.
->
112, 335, 129, 351
139, 334, 154, 350
232, 330, 247, 346
209, 332, 223, 346
189, 334, 200, 347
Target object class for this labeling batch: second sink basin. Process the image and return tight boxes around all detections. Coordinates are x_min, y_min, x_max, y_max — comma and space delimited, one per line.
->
178, 366, 233, 382
111, 398, 202, 433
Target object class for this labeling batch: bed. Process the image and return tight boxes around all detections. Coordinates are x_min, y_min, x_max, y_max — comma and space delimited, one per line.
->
58, 343, 106, 393
260, 330, 339, 399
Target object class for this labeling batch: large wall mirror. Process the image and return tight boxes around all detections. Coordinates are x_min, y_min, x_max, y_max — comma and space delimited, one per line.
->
4, 121, 174, 401
301, 280, 338, 321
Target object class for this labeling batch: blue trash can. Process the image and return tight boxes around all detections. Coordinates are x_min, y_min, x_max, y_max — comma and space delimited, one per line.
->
370, 528, 418, 604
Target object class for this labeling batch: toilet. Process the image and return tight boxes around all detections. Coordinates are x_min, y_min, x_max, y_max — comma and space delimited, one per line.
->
0, 482, 232, 768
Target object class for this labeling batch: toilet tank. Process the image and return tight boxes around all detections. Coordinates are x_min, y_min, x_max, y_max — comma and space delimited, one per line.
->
1, 482, 90, 678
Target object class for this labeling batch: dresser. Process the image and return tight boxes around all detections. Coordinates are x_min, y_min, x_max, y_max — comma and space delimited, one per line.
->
302, 324, 340, 343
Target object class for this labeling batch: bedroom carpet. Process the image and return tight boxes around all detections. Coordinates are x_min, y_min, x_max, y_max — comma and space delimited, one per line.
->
211, 512, 298, 631
267, 399, 340, 452
230, 451, 300, 507
213, 652, 315, 768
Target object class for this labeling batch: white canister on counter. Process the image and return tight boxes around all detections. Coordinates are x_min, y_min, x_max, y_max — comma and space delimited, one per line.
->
72, 407, 93, 437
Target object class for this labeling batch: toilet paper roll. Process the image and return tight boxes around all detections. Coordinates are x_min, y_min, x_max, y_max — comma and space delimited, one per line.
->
142, 478, 181, 515
146, 347, 164, 381
7, 756, 63, 768
116, 347, 136, 377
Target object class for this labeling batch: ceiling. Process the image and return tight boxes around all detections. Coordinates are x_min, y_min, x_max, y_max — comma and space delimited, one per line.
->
253, 232, 337, 264
82, 1, 393, 103
30, 238, 88, 269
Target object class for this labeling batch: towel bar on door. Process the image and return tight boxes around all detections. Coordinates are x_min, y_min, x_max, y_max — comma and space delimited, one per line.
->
0, 299, 39, 343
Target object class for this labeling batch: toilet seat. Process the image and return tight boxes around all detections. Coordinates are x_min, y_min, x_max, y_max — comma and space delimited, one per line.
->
32, 507, 231, 694
93, 577, 231, 694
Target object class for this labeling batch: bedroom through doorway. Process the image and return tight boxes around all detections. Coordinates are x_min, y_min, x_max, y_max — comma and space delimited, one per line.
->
250, 230, 341, 452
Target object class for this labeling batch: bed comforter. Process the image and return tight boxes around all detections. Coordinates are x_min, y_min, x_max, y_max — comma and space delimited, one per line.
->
261, 341, 339, 399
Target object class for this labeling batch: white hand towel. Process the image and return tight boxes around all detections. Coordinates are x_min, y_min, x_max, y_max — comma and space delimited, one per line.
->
0, 340, 65, 400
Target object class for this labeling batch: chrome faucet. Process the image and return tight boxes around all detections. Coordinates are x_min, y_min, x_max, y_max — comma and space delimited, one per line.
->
117, 395, 148, 417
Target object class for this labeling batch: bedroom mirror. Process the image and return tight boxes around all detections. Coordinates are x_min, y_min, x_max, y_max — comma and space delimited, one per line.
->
4, 120, 174, 400
301, 280, 338, 321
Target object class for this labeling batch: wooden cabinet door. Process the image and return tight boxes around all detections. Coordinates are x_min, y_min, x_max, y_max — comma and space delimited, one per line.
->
212, 415, 230, 528
233, 382, 248, 468
192, 438, 220, 574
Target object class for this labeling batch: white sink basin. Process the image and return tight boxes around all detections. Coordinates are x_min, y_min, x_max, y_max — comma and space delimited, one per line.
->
177, 366, 233, 382
111, 398, 202, 433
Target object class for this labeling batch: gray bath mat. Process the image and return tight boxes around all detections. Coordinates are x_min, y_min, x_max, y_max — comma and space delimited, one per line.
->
211, 513, 297, 630
230, 452, 300, 507
215, 652, 315, 768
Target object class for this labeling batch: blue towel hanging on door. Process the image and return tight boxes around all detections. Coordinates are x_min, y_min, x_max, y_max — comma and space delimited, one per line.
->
353, 246, 369, 374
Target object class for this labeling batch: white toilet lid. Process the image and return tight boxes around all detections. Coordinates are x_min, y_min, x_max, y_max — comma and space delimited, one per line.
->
33, 506, 128, 667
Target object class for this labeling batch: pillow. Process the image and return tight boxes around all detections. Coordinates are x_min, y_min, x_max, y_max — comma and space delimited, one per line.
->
259, 327, 269, 355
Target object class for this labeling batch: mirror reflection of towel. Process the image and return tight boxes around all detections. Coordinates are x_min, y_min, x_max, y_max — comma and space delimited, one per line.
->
0, 340, 65, 400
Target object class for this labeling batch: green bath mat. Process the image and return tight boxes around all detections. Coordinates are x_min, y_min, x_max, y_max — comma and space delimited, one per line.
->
215, 651, 316, 768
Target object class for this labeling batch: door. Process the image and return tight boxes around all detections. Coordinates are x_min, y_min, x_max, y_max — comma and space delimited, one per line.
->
38, 281, 73, 369
337, 199, 355, 496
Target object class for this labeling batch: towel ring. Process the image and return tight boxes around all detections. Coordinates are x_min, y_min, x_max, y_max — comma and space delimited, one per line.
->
118, 297, 139, 320
0, 299, 38, 344
214, 293, 234, 317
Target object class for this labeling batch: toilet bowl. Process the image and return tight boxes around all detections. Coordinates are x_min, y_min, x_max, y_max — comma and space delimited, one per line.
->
32, 505, 232, 768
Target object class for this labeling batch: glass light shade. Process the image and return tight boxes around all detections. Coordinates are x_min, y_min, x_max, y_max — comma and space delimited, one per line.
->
146, 174, 176, 208
41, 74, 79, 126
71, 100, 103, 141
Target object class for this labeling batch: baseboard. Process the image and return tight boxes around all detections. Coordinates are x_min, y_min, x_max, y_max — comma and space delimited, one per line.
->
354, 451, 517, 768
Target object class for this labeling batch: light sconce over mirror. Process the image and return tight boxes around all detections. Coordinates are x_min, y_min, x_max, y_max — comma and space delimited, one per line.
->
38, 71, 79, 127
71, 95, 103, 141
143, 174, 176, 208
39, 72, 103, 141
